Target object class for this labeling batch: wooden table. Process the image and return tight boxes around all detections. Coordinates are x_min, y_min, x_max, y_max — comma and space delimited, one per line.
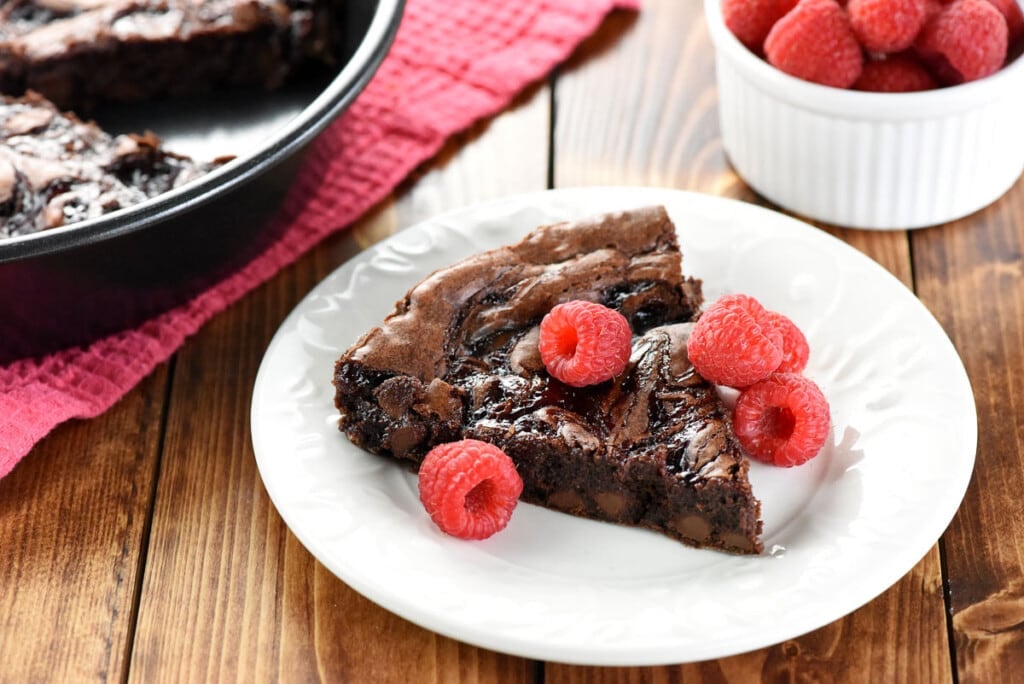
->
2, 1, 1020, 681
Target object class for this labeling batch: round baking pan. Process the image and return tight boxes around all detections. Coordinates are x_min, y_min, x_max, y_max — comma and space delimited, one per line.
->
0, 0, 404, 363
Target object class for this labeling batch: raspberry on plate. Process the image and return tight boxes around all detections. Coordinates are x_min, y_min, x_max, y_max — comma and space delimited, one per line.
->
764, 0, 864, 88
854, 54, 939, 91
418, 439, 523, 540
723, 0, 800, 51
762, 310, 811, 373
733, 373, 831, 467
848, 0, 928, 52
915, 0, 1008, 84
686, 293, 784, 388
539, 300, 633, 387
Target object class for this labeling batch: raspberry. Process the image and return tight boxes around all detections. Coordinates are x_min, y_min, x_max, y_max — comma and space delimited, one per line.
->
723, 0, 800, 51
538, 300, 632, 387
733, 374, 831, 467
762, 311, 811, 373
985, 0, 1024, 44
854, 54, 939, 91
418, 439, 523, 540
848, 0, 928, 52
914, 0, 1008, 84
686, 294, 784, 388
764, 0, 865, 88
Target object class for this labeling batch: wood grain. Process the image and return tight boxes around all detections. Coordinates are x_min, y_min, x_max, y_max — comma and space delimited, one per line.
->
127, 84, 550, 682
0, 369, 167, 683
550, 0, 950, 680
911, 180, 1024, 682
553, 2, 729, 195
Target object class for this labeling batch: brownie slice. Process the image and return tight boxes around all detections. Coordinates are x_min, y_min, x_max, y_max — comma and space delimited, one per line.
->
0, 91, 217, 237
333, 206, 764, 554
0, 0, 345, 109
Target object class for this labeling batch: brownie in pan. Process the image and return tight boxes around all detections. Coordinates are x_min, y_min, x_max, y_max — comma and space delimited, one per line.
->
0, 0, 346, 109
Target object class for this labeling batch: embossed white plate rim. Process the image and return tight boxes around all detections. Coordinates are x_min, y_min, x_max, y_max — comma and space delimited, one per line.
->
251, 187, 977, 665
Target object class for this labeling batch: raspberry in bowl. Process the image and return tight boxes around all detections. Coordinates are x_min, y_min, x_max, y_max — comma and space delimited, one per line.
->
704, 0, 1024, 229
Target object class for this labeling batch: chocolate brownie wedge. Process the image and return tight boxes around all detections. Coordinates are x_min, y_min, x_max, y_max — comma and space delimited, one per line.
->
0, 91, 218, 237
333, 206, 764, 554
0, 0, 346, 109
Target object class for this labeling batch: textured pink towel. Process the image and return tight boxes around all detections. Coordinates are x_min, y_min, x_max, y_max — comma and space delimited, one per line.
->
0, 0, 638, 478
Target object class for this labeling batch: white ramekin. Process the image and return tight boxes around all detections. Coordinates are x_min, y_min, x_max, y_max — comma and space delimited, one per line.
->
704, 0, 1024, 230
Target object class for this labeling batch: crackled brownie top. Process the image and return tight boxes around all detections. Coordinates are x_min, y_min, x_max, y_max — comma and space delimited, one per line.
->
347, 206, 704, 382
0, 92, 216, 237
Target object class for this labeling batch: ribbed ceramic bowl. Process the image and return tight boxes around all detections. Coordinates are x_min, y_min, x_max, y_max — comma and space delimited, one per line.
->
704, 0, 1024, 230
0, 0, 403, 363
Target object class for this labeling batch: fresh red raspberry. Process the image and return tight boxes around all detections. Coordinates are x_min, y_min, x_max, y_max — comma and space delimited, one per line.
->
418, 439, 523, 540
733, 373, 831, 467
686, 294, 784, 388
723, 0, 800, 51
538, 300, 632, 387
985, 0, 1024, 44
764, 0, 865, 88
914, 0, 1008, 84
848, 0, 928, 52
762, 311, 811, 373
854, 54, 939, 91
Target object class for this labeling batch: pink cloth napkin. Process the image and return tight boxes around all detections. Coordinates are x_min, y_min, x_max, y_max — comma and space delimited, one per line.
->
0, 0, 638, 478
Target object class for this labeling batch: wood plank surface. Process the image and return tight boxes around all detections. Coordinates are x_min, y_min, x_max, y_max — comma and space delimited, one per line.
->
912, 183, 1024, 682
553, 6, 727, 194
549, 0, 951, 681
0, 369, 168, 683
127, 86, 550, 683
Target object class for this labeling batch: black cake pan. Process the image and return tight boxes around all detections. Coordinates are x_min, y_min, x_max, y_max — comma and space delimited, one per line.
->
0, 0, 404, 364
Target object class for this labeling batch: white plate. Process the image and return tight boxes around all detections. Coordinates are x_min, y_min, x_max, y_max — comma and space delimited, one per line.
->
251, 187, 976, 666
